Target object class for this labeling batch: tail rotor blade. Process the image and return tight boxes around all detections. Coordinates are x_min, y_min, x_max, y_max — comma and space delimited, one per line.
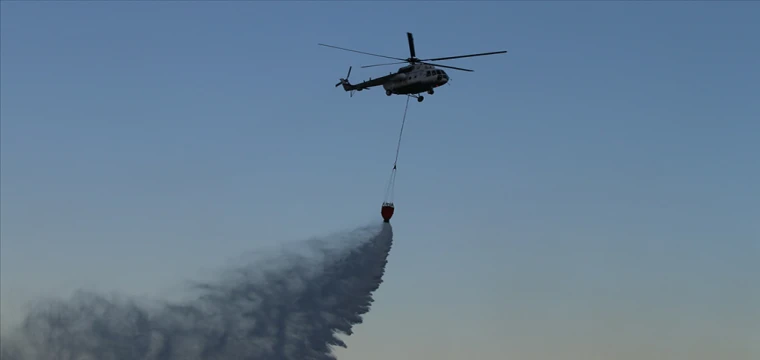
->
336, 66, 352, 87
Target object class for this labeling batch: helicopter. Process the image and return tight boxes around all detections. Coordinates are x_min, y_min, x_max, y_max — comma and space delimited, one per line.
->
318, 32, 507, 102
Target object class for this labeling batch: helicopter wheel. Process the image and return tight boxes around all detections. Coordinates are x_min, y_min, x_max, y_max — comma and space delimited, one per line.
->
417, 96, 424, 102
386, 90, 392, 96
427, 89, 434, 95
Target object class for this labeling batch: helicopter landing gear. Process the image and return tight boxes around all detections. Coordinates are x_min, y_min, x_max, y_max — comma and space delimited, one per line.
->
427, 89, 434, 95
386, 90, 392, 96
409, 93, 425, 102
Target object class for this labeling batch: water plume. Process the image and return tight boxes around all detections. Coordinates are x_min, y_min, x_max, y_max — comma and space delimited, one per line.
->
0, 223, 394, 360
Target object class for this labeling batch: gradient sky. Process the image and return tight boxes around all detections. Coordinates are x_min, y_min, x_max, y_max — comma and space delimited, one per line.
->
1, 1, 759, 359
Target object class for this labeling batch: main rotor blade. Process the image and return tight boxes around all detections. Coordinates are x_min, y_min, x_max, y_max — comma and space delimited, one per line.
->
421, 50, 507, 62
318, 43, 405, 61
361, 61, 408, 69
407, 32, 416, 59
422, 62, 474, 72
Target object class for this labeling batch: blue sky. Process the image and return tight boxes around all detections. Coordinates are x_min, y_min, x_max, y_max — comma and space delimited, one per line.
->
1, 1, 758, 359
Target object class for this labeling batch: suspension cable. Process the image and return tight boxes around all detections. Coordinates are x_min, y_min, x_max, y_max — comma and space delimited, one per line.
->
384, 95, 411, 204
393, 95, 411, 168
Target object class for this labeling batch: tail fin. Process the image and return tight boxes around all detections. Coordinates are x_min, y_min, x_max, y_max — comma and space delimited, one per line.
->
335, 66, 356, 94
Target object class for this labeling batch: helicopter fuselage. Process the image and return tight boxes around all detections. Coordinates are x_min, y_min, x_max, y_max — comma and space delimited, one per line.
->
383, 63, 449, 95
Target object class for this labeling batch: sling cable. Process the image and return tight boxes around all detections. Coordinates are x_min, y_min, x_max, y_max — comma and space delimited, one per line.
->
381, 95, 411, 223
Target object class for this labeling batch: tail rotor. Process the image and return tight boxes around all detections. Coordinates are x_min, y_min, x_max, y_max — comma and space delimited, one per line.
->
335, 66, 357, 97
334, 66, 364, 97
335, 66, 352, 87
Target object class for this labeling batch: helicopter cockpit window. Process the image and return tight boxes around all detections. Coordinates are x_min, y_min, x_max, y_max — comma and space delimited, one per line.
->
426, 71, 431, 76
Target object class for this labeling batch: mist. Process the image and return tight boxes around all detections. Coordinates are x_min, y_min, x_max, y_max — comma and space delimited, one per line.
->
0, 223, 394, 360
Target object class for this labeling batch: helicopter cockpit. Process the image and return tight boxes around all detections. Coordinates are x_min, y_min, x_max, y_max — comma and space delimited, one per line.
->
426, 69, 449, 80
